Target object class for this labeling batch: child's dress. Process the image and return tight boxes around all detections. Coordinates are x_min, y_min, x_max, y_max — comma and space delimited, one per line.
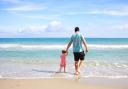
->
60, 54, 66, 66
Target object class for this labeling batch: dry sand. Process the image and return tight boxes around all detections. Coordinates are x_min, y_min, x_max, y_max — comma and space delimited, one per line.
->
0, 77, 128, 89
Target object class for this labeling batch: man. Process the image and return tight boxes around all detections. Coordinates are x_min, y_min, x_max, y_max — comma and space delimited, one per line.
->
66, 27, 88, 75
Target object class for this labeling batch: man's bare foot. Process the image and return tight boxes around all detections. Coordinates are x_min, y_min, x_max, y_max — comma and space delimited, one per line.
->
74, 72, 80, 75
76, 74, 80, 80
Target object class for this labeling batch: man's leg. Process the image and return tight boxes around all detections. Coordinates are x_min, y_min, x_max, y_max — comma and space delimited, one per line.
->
73, 52, 79, 74
78, 60, 84, 72
74, 61, 79, 74
78, 51, 85, 73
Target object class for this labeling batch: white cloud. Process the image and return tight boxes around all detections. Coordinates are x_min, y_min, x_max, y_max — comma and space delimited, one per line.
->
19, 21, 65, 34
111, 23, 128, 30
63, 5, 128, 16
65, 11, 86, 15
0, 0, 22, 3
19, 25, 47, 33
0, 0, 47, 13
46, 21, 63, 32
3, 4, 46, 12
88, 6, 128, 16
0, 20, 69, 38
82, 22, 128, 38
60, 9, 128, 17
16, 13, 60, 20
0, 26, 18, 33
0, 20, 65, 34
89, 10, 128, 16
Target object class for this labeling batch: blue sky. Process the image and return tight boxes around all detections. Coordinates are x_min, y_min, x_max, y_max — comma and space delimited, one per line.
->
0, 0, 128, 38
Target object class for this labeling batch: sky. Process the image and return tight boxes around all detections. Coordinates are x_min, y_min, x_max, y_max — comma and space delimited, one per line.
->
0, 0, 128, 38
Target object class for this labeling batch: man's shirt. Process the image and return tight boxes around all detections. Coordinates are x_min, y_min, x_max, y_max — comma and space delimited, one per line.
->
70, 32, 85, 52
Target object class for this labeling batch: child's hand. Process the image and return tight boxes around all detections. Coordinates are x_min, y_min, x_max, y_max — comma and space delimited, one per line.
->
67, 51, 68, 54
65, 52, 68, 56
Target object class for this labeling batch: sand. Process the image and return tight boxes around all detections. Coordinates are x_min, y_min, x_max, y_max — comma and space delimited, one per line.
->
0, 77, 128, 89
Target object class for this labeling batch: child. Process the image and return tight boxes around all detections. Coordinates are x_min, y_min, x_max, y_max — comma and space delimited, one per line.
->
59, 50, 68, 73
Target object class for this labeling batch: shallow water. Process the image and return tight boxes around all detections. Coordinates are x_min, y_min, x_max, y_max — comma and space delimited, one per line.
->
0, 38, 128, 78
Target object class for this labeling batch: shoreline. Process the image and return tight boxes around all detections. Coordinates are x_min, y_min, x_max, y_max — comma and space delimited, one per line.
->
0, 76, 128, 79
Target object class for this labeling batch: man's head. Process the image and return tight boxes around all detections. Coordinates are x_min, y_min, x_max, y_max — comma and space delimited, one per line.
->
75, 27, 80, 32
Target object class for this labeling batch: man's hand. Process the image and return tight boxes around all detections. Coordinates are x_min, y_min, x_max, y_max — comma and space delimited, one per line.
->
86, 49, 88, 52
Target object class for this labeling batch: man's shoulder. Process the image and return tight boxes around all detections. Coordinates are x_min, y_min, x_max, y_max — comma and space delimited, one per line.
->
71, 34, 75, 38
77, 33, 83, 37
71, 33, 84, 38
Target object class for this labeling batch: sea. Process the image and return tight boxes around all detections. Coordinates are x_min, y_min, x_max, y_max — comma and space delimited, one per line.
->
0, 38, 128, 79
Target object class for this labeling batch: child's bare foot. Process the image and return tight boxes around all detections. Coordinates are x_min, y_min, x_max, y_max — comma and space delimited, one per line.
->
56, 71, 59, 73
56, 70, 61, 73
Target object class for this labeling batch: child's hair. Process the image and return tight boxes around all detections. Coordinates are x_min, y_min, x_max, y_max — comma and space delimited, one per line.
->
62, 50, 66, 54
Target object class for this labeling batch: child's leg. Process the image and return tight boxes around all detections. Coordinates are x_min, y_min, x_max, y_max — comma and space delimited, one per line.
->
59, 65, 62, 72
64, 65, 66, 73
60, 65, 64, 72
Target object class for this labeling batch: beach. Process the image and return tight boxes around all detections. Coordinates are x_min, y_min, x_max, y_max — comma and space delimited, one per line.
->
1, 0, 128, 88
0, 77, 128, 89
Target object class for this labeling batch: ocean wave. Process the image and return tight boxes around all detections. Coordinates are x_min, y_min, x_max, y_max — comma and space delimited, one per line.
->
0, 44, 128, 49
0, 44, 66, 50
89, 44, 128, 49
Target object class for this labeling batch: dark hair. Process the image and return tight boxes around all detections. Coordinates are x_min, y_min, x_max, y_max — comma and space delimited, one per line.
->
75, 27, 79, 32
62, 50, 66, 54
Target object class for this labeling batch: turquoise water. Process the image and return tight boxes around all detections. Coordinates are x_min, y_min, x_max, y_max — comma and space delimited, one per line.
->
0, 38, 128, 78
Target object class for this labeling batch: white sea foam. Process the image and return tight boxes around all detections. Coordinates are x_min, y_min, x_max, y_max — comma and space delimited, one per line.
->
0, 75, 2, 78
0, 44, 67, 50
82, 75, 128, 79
0, 62, 128, 79
0, 77, 67, 79
89, 44, 128, 49
0, 75, 128, 79
0, 44, 128, 50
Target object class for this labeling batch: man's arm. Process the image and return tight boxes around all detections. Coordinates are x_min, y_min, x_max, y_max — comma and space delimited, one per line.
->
66, 41, 72, 52
83, 41, 88, 52
81, 35, 88, 52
